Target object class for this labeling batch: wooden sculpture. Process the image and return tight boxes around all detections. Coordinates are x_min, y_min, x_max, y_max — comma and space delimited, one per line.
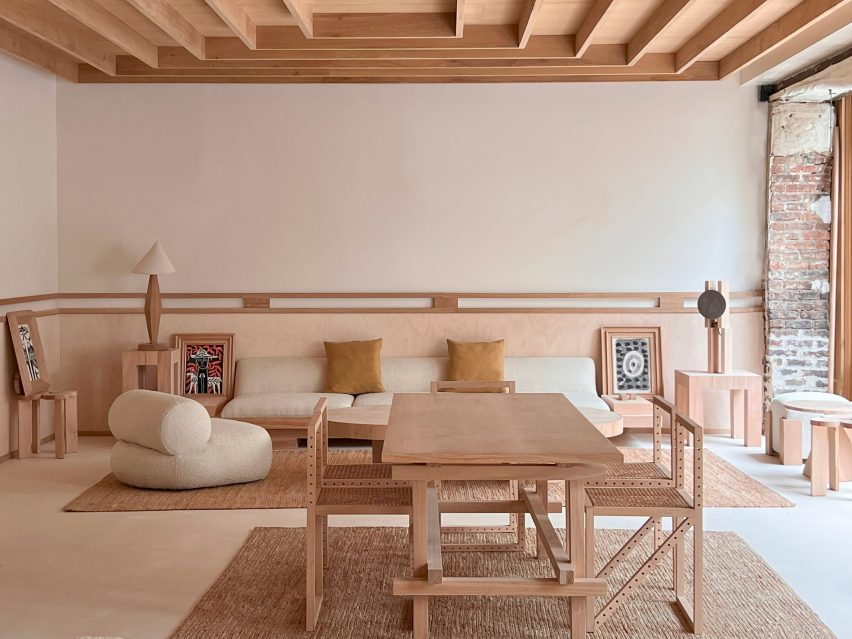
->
698, 280, 732, 374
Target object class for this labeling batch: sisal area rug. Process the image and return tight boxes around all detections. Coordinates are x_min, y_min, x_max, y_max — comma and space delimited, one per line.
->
171, 527, 834, 639
64, 448, 793, 513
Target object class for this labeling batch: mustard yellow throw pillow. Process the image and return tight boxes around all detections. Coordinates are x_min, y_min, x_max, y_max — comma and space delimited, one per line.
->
325, 338, 385, 394
447, 339, 505, 388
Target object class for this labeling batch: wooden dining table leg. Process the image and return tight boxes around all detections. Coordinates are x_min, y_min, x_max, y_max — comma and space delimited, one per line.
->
535, 480, 548, 558
566, 480, 587, 637
412, 480, 430, 639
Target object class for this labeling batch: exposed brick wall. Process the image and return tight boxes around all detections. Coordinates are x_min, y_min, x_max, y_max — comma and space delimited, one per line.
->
765, 102, 833, 397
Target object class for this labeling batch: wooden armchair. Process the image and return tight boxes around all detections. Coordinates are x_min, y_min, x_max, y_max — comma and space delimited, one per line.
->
584, 409, 704, 634
305, 398, 412, 631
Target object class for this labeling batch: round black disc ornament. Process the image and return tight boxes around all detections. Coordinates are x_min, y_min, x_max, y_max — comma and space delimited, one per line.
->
697, 289, 727, 321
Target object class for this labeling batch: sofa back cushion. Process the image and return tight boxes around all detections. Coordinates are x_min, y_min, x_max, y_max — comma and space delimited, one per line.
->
235, 357, 327, 394
380, 357, 448, 392
233, 355, 598, 398
504, 357, 598, 396
108, 389, 211, 455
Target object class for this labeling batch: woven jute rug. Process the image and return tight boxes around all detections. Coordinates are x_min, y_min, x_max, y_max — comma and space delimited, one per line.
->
170, 527, 833, 639
64, 448, 793, 512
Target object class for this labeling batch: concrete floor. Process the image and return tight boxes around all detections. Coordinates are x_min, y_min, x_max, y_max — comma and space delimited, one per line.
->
0, 433, 849, 639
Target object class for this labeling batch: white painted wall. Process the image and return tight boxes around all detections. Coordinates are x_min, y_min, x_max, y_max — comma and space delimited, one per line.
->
0, 55, 58, 457
0, 55, 57, 298
56, 78, 768, 294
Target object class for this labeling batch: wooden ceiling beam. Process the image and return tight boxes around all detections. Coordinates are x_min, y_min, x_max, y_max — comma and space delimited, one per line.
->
627, 0, 699, 65
455, 0, 464, 37
281, 0, 313, 38
0, 0, 115, 75
203, 0, 256, 49
675, 0, 770, 72
720, 0, 852, 78
0, 18, 78, 81
78, 61, 719, 83
312, 13, 456, 39
518, 0, 545, 48
575, 0, 618, 58
739, 1, 852, 84
256, 25, 552, 50
184, 38, 600, 62
151, 49, 644, 71
124, 0, 205, 59
48, 0, 158, 68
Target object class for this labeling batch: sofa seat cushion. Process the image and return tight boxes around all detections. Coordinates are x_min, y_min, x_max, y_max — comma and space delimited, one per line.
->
111, 418, 272, 490
221, 392, 354, 419
353, 390, 607, 411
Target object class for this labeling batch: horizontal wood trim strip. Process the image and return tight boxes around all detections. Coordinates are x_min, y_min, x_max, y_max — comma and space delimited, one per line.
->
1, 291, 764, 317
2, 290, 764, 301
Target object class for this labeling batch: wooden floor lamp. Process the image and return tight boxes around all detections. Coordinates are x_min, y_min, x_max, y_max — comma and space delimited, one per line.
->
133, 241, 175, 351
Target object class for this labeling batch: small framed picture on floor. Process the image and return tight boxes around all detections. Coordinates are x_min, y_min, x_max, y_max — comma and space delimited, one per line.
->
174, 333, 235, 413
600, 327, 663, 397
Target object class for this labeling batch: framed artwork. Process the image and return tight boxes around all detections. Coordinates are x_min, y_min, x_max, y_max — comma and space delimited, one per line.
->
174, 333, 235, 400
600, 327, 663, 397
6, 310, 50, 397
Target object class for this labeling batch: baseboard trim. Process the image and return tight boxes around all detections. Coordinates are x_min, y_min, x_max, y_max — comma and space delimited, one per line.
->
79, 431, 113, 436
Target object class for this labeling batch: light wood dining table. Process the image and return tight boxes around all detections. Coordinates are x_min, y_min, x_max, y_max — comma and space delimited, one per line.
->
382, 392, 624, 638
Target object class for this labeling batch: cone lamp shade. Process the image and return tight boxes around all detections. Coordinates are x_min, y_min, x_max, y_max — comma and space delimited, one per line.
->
134, 241, 175, 350
133, 241, 175, 275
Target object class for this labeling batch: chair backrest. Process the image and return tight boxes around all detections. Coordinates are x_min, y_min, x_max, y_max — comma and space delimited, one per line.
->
306, 397, 329, 507
430, 380, 517, 393
674, 411, 703, 509
649, 395, 677, 478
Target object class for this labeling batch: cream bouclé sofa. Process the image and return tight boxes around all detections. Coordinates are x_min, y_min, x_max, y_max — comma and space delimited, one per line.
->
109, 389, 272, 489
221, 356, 607, 431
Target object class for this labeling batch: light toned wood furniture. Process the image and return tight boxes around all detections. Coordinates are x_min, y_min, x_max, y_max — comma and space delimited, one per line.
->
578, 407, 624, 438
584, 409, 704, 634
4, 1, 848, 84
776, 398, 852, 465
15, 390, 78, 460
383, 392, 622, 639
808, 418, 852, 496
675, 369, 762, 447
121, 348, 180, 394
431, 380, 524, 552
327, 405, 390, 462
588, 395, 678, 489
602, 394, 653, 429
7, 310, 79, 460
305, 398, 412, 631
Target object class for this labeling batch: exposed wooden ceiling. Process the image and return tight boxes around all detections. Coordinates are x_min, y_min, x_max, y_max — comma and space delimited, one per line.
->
0, 0, 851, 83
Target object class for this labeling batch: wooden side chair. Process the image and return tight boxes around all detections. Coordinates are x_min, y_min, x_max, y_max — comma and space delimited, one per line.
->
7, 310, 78, 460
584, 410, 704, 634
808, 418, 852, 496
587, 395, 679, 489
430, 380, 528, 552
305, 398, 412, 631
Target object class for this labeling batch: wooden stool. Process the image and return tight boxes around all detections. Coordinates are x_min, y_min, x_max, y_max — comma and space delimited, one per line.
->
15, 391, 78, 460
807, 418, 852, 496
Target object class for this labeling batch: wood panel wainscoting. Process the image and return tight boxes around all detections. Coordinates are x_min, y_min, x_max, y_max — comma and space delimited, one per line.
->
1, 290, 765, 445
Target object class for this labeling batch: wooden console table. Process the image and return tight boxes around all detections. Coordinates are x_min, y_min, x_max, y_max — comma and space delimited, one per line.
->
675, 370, 762, 447
122, 348, 180, 394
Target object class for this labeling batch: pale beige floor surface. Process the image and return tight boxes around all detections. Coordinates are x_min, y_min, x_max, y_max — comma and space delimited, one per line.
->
1, 434, 850, 639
